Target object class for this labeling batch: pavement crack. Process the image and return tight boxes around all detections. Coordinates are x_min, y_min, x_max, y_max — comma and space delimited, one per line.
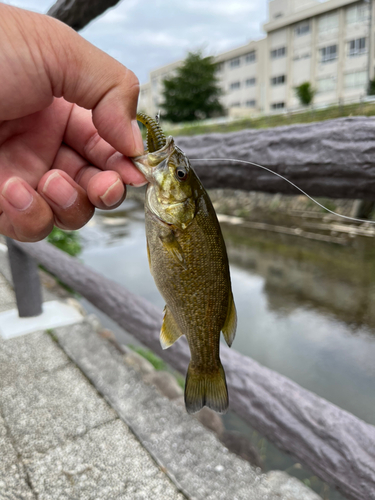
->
23, 467, 39, 500
0, 406, 38, 498
72, 415, 120, 443
38, 360, 72, 377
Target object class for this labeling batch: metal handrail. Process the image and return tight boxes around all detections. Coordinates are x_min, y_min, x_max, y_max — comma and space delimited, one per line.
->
6, 238, 42, 317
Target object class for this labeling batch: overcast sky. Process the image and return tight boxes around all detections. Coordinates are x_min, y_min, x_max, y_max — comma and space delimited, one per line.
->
4, 0, 269, 83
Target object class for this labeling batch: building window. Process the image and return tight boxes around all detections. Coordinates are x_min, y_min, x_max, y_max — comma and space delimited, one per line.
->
230, 102, 241, 107
293, 52, 311, 61
229, 58, 241, 68
230, 81, 241, 90
317, 76, 336, 93
295, 22, 310, 36
348, 38, 366, 56
245, 51, 256, 63
245, 77, 256, 87
246, 100, 256, 107
271, 102, 285, 109
318, 12, 339, 32
271, 47, 286, 59
320, 45, 337, 63
216, 62, 225, 72
346, 4, 369, 24
271, 75, 286, 86
344, 71, 367, 88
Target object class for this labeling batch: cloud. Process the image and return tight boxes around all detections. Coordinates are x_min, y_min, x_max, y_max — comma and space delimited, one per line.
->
10, 0, 268, 83
96, 9, 129, 25
4, 0, 51, 12
184, 0, 259, 16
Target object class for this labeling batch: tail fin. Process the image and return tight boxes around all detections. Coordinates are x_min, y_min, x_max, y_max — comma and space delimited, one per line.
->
184, 363, 228, 414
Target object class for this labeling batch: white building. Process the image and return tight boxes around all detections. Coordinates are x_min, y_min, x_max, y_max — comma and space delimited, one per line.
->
139, 0, 374, 118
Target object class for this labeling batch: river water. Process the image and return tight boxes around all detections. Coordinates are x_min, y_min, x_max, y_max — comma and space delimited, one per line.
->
78, 195, 375, 500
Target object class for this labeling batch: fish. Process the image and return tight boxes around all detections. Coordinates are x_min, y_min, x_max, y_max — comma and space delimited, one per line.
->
132, 112, 237, 414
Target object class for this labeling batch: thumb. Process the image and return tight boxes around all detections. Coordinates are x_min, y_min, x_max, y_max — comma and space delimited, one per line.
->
0, 5, 144, 157
48, 19, 145, 156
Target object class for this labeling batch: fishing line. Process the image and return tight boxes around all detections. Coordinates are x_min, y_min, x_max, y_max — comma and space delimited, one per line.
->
191, 157, 375, 225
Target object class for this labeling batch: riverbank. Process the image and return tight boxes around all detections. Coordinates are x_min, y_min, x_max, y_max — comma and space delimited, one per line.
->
128, 185, 369, 220
163, 100, 375, 137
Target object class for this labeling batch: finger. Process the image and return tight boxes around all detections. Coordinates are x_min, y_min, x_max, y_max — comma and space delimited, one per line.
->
40, 12, 144, 156
87, 171, 126, 210
0, 5, 144, 155
70, 166, 126, 210
38, 170, 94, 230
59, 115, 146, 186
55, 155, 127, 209
52, 143, 138, 208
0, 177, 54, 241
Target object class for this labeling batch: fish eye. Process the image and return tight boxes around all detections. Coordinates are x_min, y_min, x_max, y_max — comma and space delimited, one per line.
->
176, 168, 188, 181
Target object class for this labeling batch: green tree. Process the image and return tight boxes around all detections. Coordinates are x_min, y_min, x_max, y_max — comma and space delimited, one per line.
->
295, 82, 315, 106
368, 78, 375, 95
162, 52, 224, 123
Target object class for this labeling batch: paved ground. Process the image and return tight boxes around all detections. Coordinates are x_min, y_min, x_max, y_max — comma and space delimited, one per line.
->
0, 241, 322, 500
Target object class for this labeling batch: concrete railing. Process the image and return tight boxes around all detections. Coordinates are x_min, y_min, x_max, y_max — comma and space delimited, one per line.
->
7, 238, 375, 500
176, 117, 375, 201
47, 0, 121, 31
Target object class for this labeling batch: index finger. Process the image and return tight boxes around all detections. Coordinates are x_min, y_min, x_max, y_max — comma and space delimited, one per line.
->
0, 5, 144, 156
62, 104, 146, 186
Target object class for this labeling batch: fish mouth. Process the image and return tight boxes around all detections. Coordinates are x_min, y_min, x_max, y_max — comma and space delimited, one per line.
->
131, 136, 175, 182
131, 154, 154, 182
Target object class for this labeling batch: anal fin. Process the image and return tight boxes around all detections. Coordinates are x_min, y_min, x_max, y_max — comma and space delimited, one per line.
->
222, 290, 237, 347
160, 306, 184, 349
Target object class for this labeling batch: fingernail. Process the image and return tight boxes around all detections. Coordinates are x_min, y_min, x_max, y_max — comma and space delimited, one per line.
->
2, 178, 33, 210
99, 178, 124, 207
132, 120, 145, 156
130, 181, 148, 188
43, 172, 77, 208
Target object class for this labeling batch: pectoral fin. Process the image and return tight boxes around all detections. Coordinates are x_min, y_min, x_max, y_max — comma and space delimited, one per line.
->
146, 239, 152, 273
222, 290, 237, 347
160, 231, 187, 270
160, 306, 184, 349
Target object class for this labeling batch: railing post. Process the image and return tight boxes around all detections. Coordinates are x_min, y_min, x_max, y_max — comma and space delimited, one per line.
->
6, 238, 42, 317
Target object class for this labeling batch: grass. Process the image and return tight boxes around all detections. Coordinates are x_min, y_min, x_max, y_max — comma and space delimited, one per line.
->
129, 345, 185, 388
163, 100, 375, 137
129, 345, 167, 371
46, 227, 81, 257
46, 328, 59, 343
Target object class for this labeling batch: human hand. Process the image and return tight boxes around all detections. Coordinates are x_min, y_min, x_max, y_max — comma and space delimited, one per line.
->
0, 4, 146, 242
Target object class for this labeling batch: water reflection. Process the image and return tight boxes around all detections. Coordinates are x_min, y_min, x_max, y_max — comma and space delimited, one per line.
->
79, 198, 375, 427
78, 197, 375, 499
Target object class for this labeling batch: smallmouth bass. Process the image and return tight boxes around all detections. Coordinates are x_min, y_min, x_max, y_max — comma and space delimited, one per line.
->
132, 112, 237, 414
